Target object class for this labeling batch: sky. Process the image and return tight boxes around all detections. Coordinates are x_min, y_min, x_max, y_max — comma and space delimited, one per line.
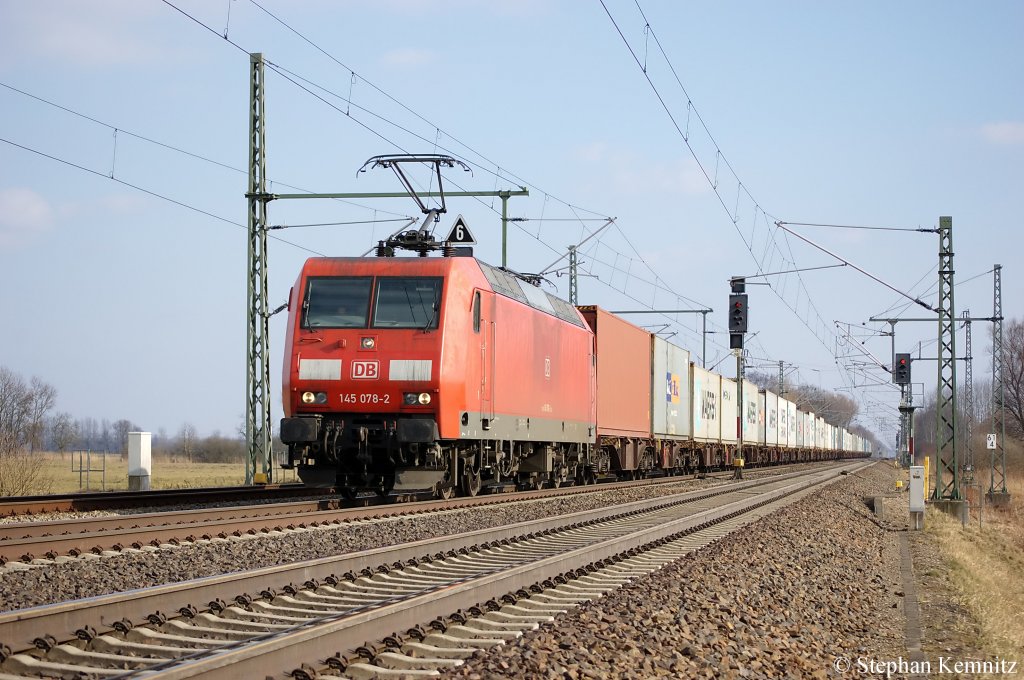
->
1, 1, 1021, 447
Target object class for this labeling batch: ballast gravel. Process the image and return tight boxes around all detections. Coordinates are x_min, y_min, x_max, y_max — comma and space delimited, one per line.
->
440, 462, 908, 679
0, 472, 768, 612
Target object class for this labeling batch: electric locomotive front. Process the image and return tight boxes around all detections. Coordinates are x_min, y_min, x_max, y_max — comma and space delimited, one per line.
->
280, 256, 474, 495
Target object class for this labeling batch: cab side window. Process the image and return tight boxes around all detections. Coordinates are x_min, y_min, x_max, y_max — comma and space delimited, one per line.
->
472, 291, 481, 333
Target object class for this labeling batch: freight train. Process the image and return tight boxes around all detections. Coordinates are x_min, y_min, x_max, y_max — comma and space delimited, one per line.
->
279, 253, 870, 497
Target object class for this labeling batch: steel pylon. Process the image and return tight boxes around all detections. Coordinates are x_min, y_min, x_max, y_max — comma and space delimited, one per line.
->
990, 264, 1008, 495
246, 53, 272, 484
933, 216, 959, 500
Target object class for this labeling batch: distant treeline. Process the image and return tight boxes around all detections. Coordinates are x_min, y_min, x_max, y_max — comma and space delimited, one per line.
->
0, 365, 284, 464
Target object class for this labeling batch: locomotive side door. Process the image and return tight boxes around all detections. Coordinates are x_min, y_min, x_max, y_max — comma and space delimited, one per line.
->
475, 290, 497, 424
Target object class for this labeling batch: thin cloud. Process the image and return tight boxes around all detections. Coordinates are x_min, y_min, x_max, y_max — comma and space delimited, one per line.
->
0, 1, 173, 70
981, 122, 1024, 145
0, 188, 54, 249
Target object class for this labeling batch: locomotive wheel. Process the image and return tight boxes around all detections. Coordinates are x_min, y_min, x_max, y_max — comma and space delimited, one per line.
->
439, 483, 456, 500
460, 462, 482, 497
339, 486, 357, 500
376, 474, 395, 498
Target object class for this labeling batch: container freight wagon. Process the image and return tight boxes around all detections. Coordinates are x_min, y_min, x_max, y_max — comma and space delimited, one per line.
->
761, 389, 780, 463
579, 307, 654, 473
720, 379, 738, 450
741, 379, 760, 462
691, 364, 725, 467
651, 336, 692, 470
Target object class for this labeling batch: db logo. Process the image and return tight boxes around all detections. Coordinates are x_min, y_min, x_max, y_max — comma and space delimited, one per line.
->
351, 361, 379, 380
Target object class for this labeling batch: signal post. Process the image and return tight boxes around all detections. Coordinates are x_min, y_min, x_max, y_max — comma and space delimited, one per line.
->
729, 278, 748, 479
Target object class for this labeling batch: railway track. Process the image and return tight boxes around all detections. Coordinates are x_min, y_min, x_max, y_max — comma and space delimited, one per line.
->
0, 465, 814, 566
0, 462, 865, 679
0, 485, 331, 518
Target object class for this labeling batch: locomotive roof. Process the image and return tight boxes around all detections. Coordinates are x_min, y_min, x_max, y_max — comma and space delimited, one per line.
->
476, 259, 585, 328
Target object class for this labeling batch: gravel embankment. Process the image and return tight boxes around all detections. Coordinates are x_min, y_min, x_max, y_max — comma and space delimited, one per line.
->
0, 475, 748, 612
441, 462, 908, 679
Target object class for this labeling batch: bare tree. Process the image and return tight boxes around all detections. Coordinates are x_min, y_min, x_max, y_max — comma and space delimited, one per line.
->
51, 412, 78, 457
99, 419, 112, 453
179, 423, 197, 464
1004, 318, 1024, 439
0, 367, 55, 494
0, 367, 29, 455
24, 377, 56, 453
112, 419, 139, 460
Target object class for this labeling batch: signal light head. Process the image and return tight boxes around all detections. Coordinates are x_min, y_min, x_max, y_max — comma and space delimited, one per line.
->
728, 293, 748, 333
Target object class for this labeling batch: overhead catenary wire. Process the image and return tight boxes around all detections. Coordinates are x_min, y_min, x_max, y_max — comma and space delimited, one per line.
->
600, 4, 841, 367
0, 136, 327, 257
0, 80, 414, 221
158, 0, 725, 346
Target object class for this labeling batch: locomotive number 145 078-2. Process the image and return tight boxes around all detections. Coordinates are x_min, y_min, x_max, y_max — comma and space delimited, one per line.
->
340, 393, 391, 405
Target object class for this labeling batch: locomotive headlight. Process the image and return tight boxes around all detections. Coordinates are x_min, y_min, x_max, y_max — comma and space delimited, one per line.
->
403, 392, 418, 405
360, 337, 375, 349
315, 392, 328, 404
301, 391, 316, 404
417, 392, 432, 405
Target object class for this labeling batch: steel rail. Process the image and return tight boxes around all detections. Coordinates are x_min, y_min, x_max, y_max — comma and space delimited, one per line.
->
0, 485, 328, 518
0, 466, 809, 564
0, 464, 850, 657
128, 462, 869, 679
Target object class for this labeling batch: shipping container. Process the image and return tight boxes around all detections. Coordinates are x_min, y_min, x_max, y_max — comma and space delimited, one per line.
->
578, 307, 652, 438
777, 396, 789, 448
786, 400, 798, 448
691, 364, 722, 443
721, 378, 738, 444
757, 391, 767, 445
652, 337, 691, 438
762, 390, 779, 447
741, 379, 759, 443
795, 410, 807, 448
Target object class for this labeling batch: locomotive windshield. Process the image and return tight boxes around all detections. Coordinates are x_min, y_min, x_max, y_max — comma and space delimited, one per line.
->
302, 277, 372, 328
301, 276, 442, 329
373, 277, 442, 329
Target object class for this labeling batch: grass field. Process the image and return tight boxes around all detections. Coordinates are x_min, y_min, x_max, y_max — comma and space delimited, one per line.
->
926, 440, 1024, 661
1, 452, 299, 495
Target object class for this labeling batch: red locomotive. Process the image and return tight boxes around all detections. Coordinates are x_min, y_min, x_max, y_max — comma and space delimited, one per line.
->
279, 255, 596, 497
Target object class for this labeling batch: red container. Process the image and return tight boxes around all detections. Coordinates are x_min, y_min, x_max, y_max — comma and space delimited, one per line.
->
578, 306, 652, 439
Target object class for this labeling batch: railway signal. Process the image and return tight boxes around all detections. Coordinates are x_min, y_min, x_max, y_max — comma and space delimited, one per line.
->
729, 277, 747, 350
893, 353, 911, 385
729, 294, 748, 333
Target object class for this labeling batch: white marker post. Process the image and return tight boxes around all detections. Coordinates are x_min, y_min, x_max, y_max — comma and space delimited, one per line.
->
909, 465, 925, 530
128, 432, 152, 491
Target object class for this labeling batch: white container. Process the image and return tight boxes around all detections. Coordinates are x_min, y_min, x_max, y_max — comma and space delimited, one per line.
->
762, 390, 778, 447
741, 379, 759, 443
652, 337, 692, 437
720, 378, 737, 444
690, 365, 722, 443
